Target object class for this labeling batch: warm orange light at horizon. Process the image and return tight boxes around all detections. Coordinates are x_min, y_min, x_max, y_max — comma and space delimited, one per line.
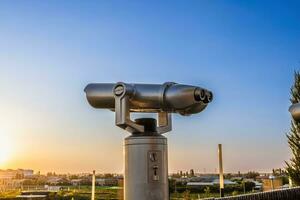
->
0, 133, 12, 167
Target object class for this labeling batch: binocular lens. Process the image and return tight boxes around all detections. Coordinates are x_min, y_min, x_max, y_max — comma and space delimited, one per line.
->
194, 88, 213, 103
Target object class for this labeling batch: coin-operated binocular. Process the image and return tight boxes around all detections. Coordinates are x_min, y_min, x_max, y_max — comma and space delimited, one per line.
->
84, 82, 213, 200
289, 103, 300, 122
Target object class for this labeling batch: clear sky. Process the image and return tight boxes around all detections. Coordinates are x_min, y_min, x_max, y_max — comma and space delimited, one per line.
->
0, 0, 299, 174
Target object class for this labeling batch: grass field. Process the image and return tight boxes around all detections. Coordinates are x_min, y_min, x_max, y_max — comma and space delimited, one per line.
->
0, 185, 252, 200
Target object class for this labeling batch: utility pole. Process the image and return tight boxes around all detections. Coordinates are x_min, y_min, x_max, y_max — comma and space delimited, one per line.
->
218, 144, 224, 197
289, 177, 293, 188
269, 175, 275, 191
91, 170, 95, 200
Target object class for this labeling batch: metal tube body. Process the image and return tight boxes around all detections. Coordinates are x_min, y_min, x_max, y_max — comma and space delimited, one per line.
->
218, 144, 224, 197
91, 170, 95, 200
84, 83, 212, 115
289, 103, 300, 122
124, 135, 168, 200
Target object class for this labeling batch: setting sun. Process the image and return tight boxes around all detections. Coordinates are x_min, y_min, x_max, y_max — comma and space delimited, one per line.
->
0, 135, 12, 166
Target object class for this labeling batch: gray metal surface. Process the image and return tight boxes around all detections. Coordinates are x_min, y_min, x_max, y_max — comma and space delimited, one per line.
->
84, 82, 212, 115
84, 81, 213, 200
124, 135, 168, 200
289, 103, 300, 122
218, 144, 224, 197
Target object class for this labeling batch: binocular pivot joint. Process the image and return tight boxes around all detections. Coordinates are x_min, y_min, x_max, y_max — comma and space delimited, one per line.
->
113, 82, 172, 134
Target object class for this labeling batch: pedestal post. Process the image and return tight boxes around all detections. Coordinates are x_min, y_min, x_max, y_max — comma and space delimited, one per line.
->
124, 118, 169, 200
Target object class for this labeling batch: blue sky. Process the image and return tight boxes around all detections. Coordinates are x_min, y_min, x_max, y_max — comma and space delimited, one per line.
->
0, 0, 299, 173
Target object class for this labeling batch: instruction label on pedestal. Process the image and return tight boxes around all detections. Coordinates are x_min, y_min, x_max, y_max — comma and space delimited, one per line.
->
148, 151, 162, 183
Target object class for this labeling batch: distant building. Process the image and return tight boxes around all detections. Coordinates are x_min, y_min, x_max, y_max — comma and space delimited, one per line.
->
16, 194, 47, 200
187, 176, 237, 187
253, 180, 263, 191
46, 177, 63, 185
187, 182, 214, 186
96, 178, 118, 186
44, 185, 62, 192
23, 169, 34, 178
0, 169, 34, 179
17, 191, 52, 200
0, 169, 17, 179
262, 177, 283, 191
70, 179, 82, 186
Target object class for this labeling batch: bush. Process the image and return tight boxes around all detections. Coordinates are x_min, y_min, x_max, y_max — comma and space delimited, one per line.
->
232, 190, 239, 196
182, 190, 191, 200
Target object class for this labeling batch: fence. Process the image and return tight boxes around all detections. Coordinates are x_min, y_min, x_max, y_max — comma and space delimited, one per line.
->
203, 187, 300, 200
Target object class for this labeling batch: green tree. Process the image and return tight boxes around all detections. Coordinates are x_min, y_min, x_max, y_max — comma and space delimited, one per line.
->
286, 71, 300, 186
204, 186, 210, 196
182, 190, 191, 200
244, 171, 259, 180
189, 169, 195, 177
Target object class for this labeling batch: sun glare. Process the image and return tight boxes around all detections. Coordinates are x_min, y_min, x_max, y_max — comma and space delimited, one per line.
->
0, 135, 12, 166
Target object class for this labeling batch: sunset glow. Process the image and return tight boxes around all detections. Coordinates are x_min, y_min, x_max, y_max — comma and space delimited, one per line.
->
0, 1, 299, 174
0, 134, 12, 166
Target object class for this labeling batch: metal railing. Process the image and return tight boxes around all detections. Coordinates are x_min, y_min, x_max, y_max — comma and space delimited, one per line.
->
203, 187, 300, 200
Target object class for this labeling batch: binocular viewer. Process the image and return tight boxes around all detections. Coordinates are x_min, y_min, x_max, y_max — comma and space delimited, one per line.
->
289, 103, 300, 122
84, 82, 213, 134
84, 82, 213, 200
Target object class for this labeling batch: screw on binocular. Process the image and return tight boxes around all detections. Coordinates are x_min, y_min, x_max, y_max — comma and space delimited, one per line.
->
114, 85, 124, 96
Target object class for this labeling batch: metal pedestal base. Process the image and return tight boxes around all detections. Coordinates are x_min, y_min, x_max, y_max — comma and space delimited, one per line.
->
124, 134, 168, 200
220, 188, 224, 197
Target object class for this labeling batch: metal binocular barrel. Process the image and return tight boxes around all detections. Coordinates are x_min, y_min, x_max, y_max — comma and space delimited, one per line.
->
289, 103, 300, 122
84, 82, 213, 116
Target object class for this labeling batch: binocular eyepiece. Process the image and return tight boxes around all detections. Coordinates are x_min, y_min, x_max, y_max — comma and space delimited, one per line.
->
84, 82, 213, 116
289, 103, 300, 122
